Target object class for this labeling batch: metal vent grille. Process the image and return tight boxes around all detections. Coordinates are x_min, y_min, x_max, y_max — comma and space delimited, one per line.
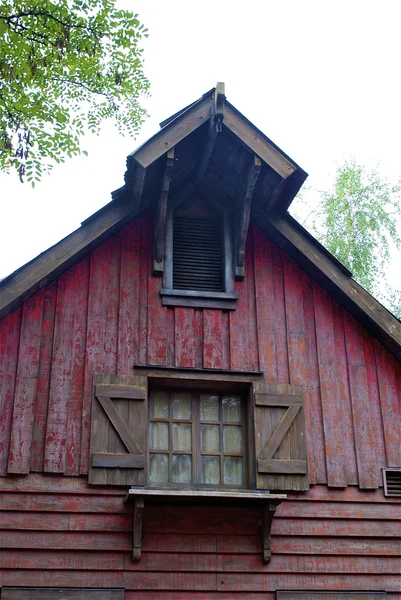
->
383, 468, 401, 497
173, 215, 223, 292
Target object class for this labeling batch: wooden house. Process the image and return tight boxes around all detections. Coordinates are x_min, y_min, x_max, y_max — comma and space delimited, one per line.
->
0, 83, 400, 600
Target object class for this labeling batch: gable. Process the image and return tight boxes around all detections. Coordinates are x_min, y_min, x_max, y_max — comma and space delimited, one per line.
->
1, 213, 400, 487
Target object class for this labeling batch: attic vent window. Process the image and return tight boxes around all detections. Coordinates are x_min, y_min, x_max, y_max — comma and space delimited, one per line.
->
173, 215, 223, 292
161, 197, 238, 309
383, 468, 401, 497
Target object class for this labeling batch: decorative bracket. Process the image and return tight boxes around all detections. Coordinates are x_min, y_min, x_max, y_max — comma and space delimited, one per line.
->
235, 155, 261, 280
262, 500, 280, 563
213, 82, 225, 132
132, 496, 144, 562
153, 148, 175, 275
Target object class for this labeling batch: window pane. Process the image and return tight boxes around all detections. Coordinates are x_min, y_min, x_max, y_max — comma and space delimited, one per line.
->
201, 456, 220, 484
172, 455, 192, 483
224, 457, 243, 486
150, 391, 169, 419
223, 426, 242, 453
171, 392, 192, 419
172, 423, 192, 451
201, 424, 220, 452
222, 395, 241, 422
149, 422, 169, 450
200, 394, 219, 421
149, 454, 169, 483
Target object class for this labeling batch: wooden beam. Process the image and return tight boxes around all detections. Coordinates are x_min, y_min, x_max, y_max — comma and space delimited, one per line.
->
264, 213, 401, 361
195, 117, 219, 184
133, 96, 212, 169
132, 496, 144, 562
235, 155, 261, 280
213, 82, 225, 132
267, 168, 307, 214
224, 103, 296, 179
153, 148, 175, 274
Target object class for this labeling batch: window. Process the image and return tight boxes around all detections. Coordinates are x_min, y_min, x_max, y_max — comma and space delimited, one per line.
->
148, 389, 246, 488
160, 197, 238, 309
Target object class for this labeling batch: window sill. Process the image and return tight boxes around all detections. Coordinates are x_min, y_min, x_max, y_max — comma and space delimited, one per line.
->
124, 487, 286, 503
160, 288, 239, 310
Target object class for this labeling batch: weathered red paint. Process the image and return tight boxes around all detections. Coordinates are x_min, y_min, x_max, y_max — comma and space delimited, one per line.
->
1, 212, 401, 594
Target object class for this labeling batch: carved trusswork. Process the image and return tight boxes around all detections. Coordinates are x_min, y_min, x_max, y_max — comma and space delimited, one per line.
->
132, 496, 144, 562
235, 155, 261, 280
262, 501, 280, 563
153, 148, 175, 275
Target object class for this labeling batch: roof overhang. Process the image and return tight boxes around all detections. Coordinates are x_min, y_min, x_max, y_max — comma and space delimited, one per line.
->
1, 84, 401, 361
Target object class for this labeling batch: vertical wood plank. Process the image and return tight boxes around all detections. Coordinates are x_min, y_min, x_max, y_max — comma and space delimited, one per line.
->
175, 308, 203, 368
313, 282, 348, 487
230, 236, 259, 371
331, 303, 358, 486
30, 281, 57, 472
117, 219, 140, 375
246, 230, 259, 372
147, 210, 169, 366
166, 307, 175, 366
253, 226, 277, 382
8, 290, 44, 474
44, 259, 89, 474
270, 242, 289, 383
0, 308, 22, 476
363, 332, 387, 481
301, 271, 327, 485
137, 213, 150, 365
282, 255, 307, 491
203, 310, 230, 370
375, 340, 401, 467
343, 310, 378, 488
79, 237, 120, 475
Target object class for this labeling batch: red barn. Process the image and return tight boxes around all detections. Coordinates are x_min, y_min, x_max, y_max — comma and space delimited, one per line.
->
0, 83, 400, 600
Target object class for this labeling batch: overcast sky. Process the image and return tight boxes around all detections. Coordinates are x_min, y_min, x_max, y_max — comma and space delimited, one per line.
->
1, 0, 401, 284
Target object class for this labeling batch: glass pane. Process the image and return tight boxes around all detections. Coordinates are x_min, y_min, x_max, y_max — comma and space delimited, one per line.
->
200, 394, 219, 421
224, 457, 243, 486
201, 424, 220, 453
172, 423, 192, 451
150, 391, 169, 419
223, 426, 242, 453
149, 422, 169, 450
171, 392, 192, 419
201, 456, 220, 484
172, 455, 192, 483
222, 395, 241, 422
149, 454, 169, 483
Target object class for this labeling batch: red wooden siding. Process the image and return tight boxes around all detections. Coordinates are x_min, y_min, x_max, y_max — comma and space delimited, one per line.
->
0, 476, 400, 596
0, 213, 400, 487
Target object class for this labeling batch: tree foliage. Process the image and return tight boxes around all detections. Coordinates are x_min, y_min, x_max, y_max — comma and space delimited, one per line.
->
0, 0, 150, 183
292, 159, 401, 318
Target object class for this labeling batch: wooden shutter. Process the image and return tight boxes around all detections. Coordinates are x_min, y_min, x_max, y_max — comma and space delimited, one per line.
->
89, 374, 147, 486
253, 382, 309, 491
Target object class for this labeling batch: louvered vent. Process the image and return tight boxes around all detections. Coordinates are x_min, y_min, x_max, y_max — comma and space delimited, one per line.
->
173, 215, 224, 292
383, 468, 401, 497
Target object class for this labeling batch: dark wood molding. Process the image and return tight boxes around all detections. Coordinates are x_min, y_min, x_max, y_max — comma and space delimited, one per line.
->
235, 155, 262, 280
160, 288, 238, 310
267, 168, 307, 214
153, 148, 175, 275
132, 496, 144, 562
262, 501, 280, 563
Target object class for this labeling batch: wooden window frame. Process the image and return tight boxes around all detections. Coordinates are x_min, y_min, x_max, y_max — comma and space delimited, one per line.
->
148, 387, 248, 489
160, 197, 238, 310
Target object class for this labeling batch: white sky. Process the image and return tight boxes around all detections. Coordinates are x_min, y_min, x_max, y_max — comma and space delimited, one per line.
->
1, 0, 401, 285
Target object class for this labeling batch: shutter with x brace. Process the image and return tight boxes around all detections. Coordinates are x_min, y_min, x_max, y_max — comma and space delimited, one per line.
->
253, 382, 309, 491
89, 374, 147, 486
